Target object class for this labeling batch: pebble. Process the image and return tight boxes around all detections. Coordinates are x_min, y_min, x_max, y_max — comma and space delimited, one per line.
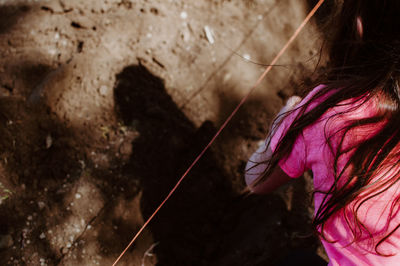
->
62, 247, 69, 254
243, 54, 251, 61
48, 48, 57, 56
99, 85, 108, 96
39, 233, 46, 239
180, 11, 187, 19
38, 201, 46, 209
181, 29, 191, 42
204, 26, 215, 44
79, 160, 86, 169
45, 135, 53, 149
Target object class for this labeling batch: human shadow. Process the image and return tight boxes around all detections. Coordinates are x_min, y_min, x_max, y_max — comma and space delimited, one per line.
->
112, 64, 295, 265
113, 64, 234, 264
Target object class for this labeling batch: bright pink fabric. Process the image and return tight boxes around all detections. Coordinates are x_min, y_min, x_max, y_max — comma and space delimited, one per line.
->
270, 85, 400, 265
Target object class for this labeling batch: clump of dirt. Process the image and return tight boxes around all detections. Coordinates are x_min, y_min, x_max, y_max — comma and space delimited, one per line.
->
0, 0, 327, 265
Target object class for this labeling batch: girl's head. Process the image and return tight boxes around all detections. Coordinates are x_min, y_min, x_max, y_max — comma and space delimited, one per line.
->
329, 0, 400, 84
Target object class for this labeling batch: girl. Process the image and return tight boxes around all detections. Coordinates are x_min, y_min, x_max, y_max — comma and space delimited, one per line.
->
245, 1, 400, 265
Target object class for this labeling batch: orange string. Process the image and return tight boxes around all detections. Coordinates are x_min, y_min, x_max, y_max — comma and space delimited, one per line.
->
112, 1, 325, 265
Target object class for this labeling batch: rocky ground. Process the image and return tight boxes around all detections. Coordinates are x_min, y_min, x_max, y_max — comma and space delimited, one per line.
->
0, 0, 328, 265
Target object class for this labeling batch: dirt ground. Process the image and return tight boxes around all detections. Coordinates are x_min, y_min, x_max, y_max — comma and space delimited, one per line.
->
0, 0, 328, 265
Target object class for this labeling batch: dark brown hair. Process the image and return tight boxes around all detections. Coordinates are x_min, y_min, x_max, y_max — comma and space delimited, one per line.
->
251, 0, 400, 255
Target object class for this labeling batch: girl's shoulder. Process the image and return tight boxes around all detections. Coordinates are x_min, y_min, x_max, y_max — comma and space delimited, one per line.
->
304, 84, 379, 120
300, 85, 382, 152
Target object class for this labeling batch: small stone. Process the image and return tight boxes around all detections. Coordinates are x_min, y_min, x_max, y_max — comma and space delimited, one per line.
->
42, 1, 64, 13
38, 201, 46, 210
99, 85, 108, 96
39, 233, 46, 239
48, 48, 57, 56
45, 135, 52, 149
78, 160, 86, 169
181, 29, 190, 42
61, 247, 69, 254
180, 11, 187, 19
204, 26, 214, 44
27, 215, 33, 221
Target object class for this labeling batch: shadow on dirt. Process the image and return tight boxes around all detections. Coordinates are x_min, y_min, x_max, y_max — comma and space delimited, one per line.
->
0, 4, 31, 35
0, 1, 328, 265
0, 63, 322, 265
112, 64, 321, 265
0, 79, 83, 264
114, 64, 235, 264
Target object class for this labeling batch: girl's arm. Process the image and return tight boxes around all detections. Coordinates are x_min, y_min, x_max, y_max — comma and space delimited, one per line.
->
248, 147, 292, 194
245, 96, 301, 194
